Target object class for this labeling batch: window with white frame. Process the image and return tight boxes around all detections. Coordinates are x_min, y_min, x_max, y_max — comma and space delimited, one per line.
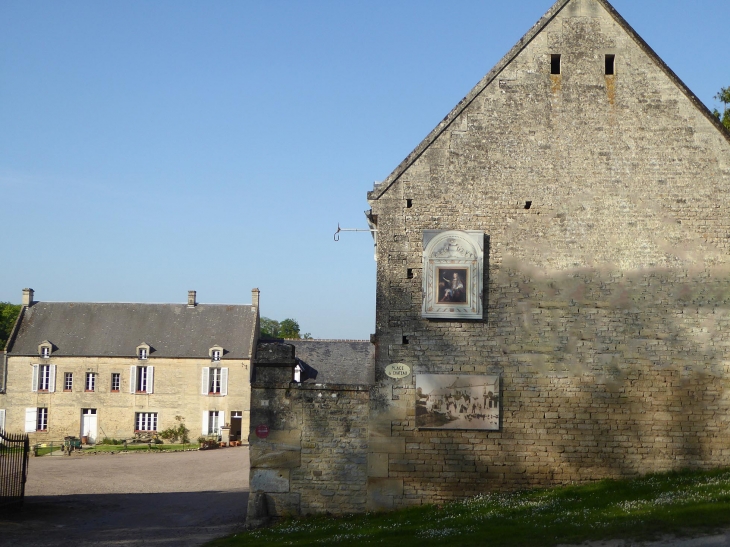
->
202, 410, 224, 436
25, 408, 48, 432
85, 372, 96, 391
41, 346, 50, 358
0, 409, 6, 432
201, 367, 228, 395
111, 373, 120, 392
32, 364, 56, 392
135, 412, 157, 432
212, 350, 221, 362
139, 348, 148, 360
64, 372, 73, 391
130, 365, 154, 394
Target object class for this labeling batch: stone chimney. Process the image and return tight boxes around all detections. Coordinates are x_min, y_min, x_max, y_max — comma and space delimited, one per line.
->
251, 288, 260, 309
188, 290, 197, 308
22, 288, 34, 307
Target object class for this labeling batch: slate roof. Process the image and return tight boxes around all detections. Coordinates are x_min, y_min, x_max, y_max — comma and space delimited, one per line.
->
288, 339, 374, 385
8, 302, 257, 359
368, 0, 730, 201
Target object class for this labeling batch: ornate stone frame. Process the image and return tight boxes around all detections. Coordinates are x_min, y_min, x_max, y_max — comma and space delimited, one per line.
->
422, 230, 483, 319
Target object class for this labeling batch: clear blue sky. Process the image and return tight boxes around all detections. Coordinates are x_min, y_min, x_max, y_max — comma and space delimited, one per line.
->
1, 1, 727, 339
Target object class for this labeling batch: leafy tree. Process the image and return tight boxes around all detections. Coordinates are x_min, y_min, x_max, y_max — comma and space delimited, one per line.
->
0, 302, 21, 349
713, 86, 730, 131
259, 316, 312, 340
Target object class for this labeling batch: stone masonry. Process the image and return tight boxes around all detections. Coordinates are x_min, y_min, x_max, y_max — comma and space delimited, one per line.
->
366, 0, 730, 509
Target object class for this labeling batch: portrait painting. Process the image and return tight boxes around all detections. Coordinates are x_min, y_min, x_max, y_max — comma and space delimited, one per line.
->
437, 268, 468, 304
416, 374, 499, 430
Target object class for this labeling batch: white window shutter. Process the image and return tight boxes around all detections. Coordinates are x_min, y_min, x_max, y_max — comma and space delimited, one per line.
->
220, 368, 228, 396
202, 411, 209, 435
146, 366, 154, 394
130, 366, 136, 394
25, 408, 37, 433
218, 410, 225, 430
32, 365, 39, 392
201, 367, 209, 395
48, 365, 57, 393
0, 409, 5, 431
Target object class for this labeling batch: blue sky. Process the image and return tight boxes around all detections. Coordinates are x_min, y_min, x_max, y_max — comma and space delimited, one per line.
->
1, 0, 728, 339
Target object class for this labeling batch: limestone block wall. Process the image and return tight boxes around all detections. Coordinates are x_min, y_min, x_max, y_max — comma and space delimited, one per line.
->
0, 356, 251, 443
248, 380, 370, 520
366, 0, 730, 509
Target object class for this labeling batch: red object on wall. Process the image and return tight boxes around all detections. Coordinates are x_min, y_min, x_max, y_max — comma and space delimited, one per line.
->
255, 424, 270, 439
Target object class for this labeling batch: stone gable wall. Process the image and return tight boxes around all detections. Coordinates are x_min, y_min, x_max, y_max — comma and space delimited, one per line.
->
368, 0, 730, 509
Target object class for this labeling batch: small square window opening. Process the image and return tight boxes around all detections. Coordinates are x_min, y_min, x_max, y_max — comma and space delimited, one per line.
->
406, 199, 413, 208
41, 347, 50, 358
551, 54, 561, 75
605, 54, 615, 75
138, 348, 148, 360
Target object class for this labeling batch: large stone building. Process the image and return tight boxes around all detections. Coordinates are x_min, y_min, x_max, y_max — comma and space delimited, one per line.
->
0, 288, 259, 444
247, 0, 730, 520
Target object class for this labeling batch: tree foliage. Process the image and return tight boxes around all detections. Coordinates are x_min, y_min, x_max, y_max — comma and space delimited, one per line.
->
260, 317, 312, 340
0, 302, 22, 349
713, 86, 730, 131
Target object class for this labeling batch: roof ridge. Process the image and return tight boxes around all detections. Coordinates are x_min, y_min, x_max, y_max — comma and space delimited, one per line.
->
286, 338, 371, 343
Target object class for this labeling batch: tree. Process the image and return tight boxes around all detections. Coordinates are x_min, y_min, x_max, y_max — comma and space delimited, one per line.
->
259, 316, 312, 340
0, 302, 22, 349
713, 86, 730, 131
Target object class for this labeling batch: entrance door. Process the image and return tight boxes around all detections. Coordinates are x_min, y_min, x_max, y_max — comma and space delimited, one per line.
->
81, 409, 98, 444
230, 411, 242, 442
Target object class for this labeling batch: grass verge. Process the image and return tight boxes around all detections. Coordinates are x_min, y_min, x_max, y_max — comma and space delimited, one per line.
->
208, 468, 730, 547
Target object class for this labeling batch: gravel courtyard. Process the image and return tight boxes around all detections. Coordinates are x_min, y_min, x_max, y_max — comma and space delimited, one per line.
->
0, 447, 249, 547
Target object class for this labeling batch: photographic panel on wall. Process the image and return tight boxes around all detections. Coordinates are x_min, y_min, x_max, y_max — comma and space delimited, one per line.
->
416, 374, 499, 430
422, 230, 484, 319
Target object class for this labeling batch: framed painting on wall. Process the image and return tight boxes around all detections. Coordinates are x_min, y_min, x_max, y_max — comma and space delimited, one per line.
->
422, 230, 484, 319
416, 374, 499, 430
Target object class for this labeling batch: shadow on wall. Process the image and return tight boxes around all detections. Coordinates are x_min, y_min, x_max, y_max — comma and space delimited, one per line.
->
395, 264, 730, 502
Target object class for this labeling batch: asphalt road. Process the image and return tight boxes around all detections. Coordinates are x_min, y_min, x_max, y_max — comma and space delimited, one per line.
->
0, 447, 249, 547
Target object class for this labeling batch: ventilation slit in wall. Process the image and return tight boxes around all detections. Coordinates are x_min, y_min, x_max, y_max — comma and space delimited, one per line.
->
407, 268, 413, 279
605, 54, 615, 75
402, 336, 409, 345
406, 199, 413, 208
551, 54, 561, 75
524, 201, 532, 210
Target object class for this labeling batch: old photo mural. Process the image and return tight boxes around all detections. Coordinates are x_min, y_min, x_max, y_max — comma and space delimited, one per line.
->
416, 374, 499, 430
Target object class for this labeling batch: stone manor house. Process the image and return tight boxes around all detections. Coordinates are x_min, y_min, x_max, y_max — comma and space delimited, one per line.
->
245, 0, 730, 521
0, 288, 259, 443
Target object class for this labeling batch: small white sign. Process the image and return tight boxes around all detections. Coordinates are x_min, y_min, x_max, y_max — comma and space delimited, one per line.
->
385, 363, 411, 379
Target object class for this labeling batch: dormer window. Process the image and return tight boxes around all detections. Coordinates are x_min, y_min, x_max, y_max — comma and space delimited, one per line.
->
136, 343, 150, 360
38, 341, 52, 359
209, 345, 224, 362
294, 363, 303, 383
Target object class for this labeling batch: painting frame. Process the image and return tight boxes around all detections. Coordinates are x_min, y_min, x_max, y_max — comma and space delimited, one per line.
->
422, 230, 483, 319
416, 374, 500, 431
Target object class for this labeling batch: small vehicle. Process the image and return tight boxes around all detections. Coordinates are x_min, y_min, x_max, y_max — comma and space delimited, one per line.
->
63, 436, 82, 455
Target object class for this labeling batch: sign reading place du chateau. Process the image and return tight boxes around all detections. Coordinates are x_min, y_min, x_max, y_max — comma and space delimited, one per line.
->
385, 363, 411, 379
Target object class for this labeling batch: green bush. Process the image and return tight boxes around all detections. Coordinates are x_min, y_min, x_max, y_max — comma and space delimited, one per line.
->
100, 437, 123, 445
158, 415, 190, 444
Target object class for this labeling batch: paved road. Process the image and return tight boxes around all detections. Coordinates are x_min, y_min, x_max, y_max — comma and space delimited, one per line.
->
0, 447, 249, 547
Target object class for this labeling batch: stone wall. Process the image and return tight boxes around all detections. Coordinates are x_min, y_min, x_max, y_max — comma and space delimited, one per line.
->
366, 0, 730, 509
247, 345, 370, 522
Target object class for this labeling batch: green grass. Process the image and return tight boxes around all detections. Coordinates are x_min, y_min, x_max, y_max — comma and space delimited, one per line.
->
208, 468, 730, 547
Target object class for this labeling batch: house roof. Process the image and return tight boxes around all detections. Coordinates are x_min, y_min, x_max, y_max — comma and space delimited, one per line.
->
368, 0, 730, 202
289, 339, 374, 385
7, 302, 257, 359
